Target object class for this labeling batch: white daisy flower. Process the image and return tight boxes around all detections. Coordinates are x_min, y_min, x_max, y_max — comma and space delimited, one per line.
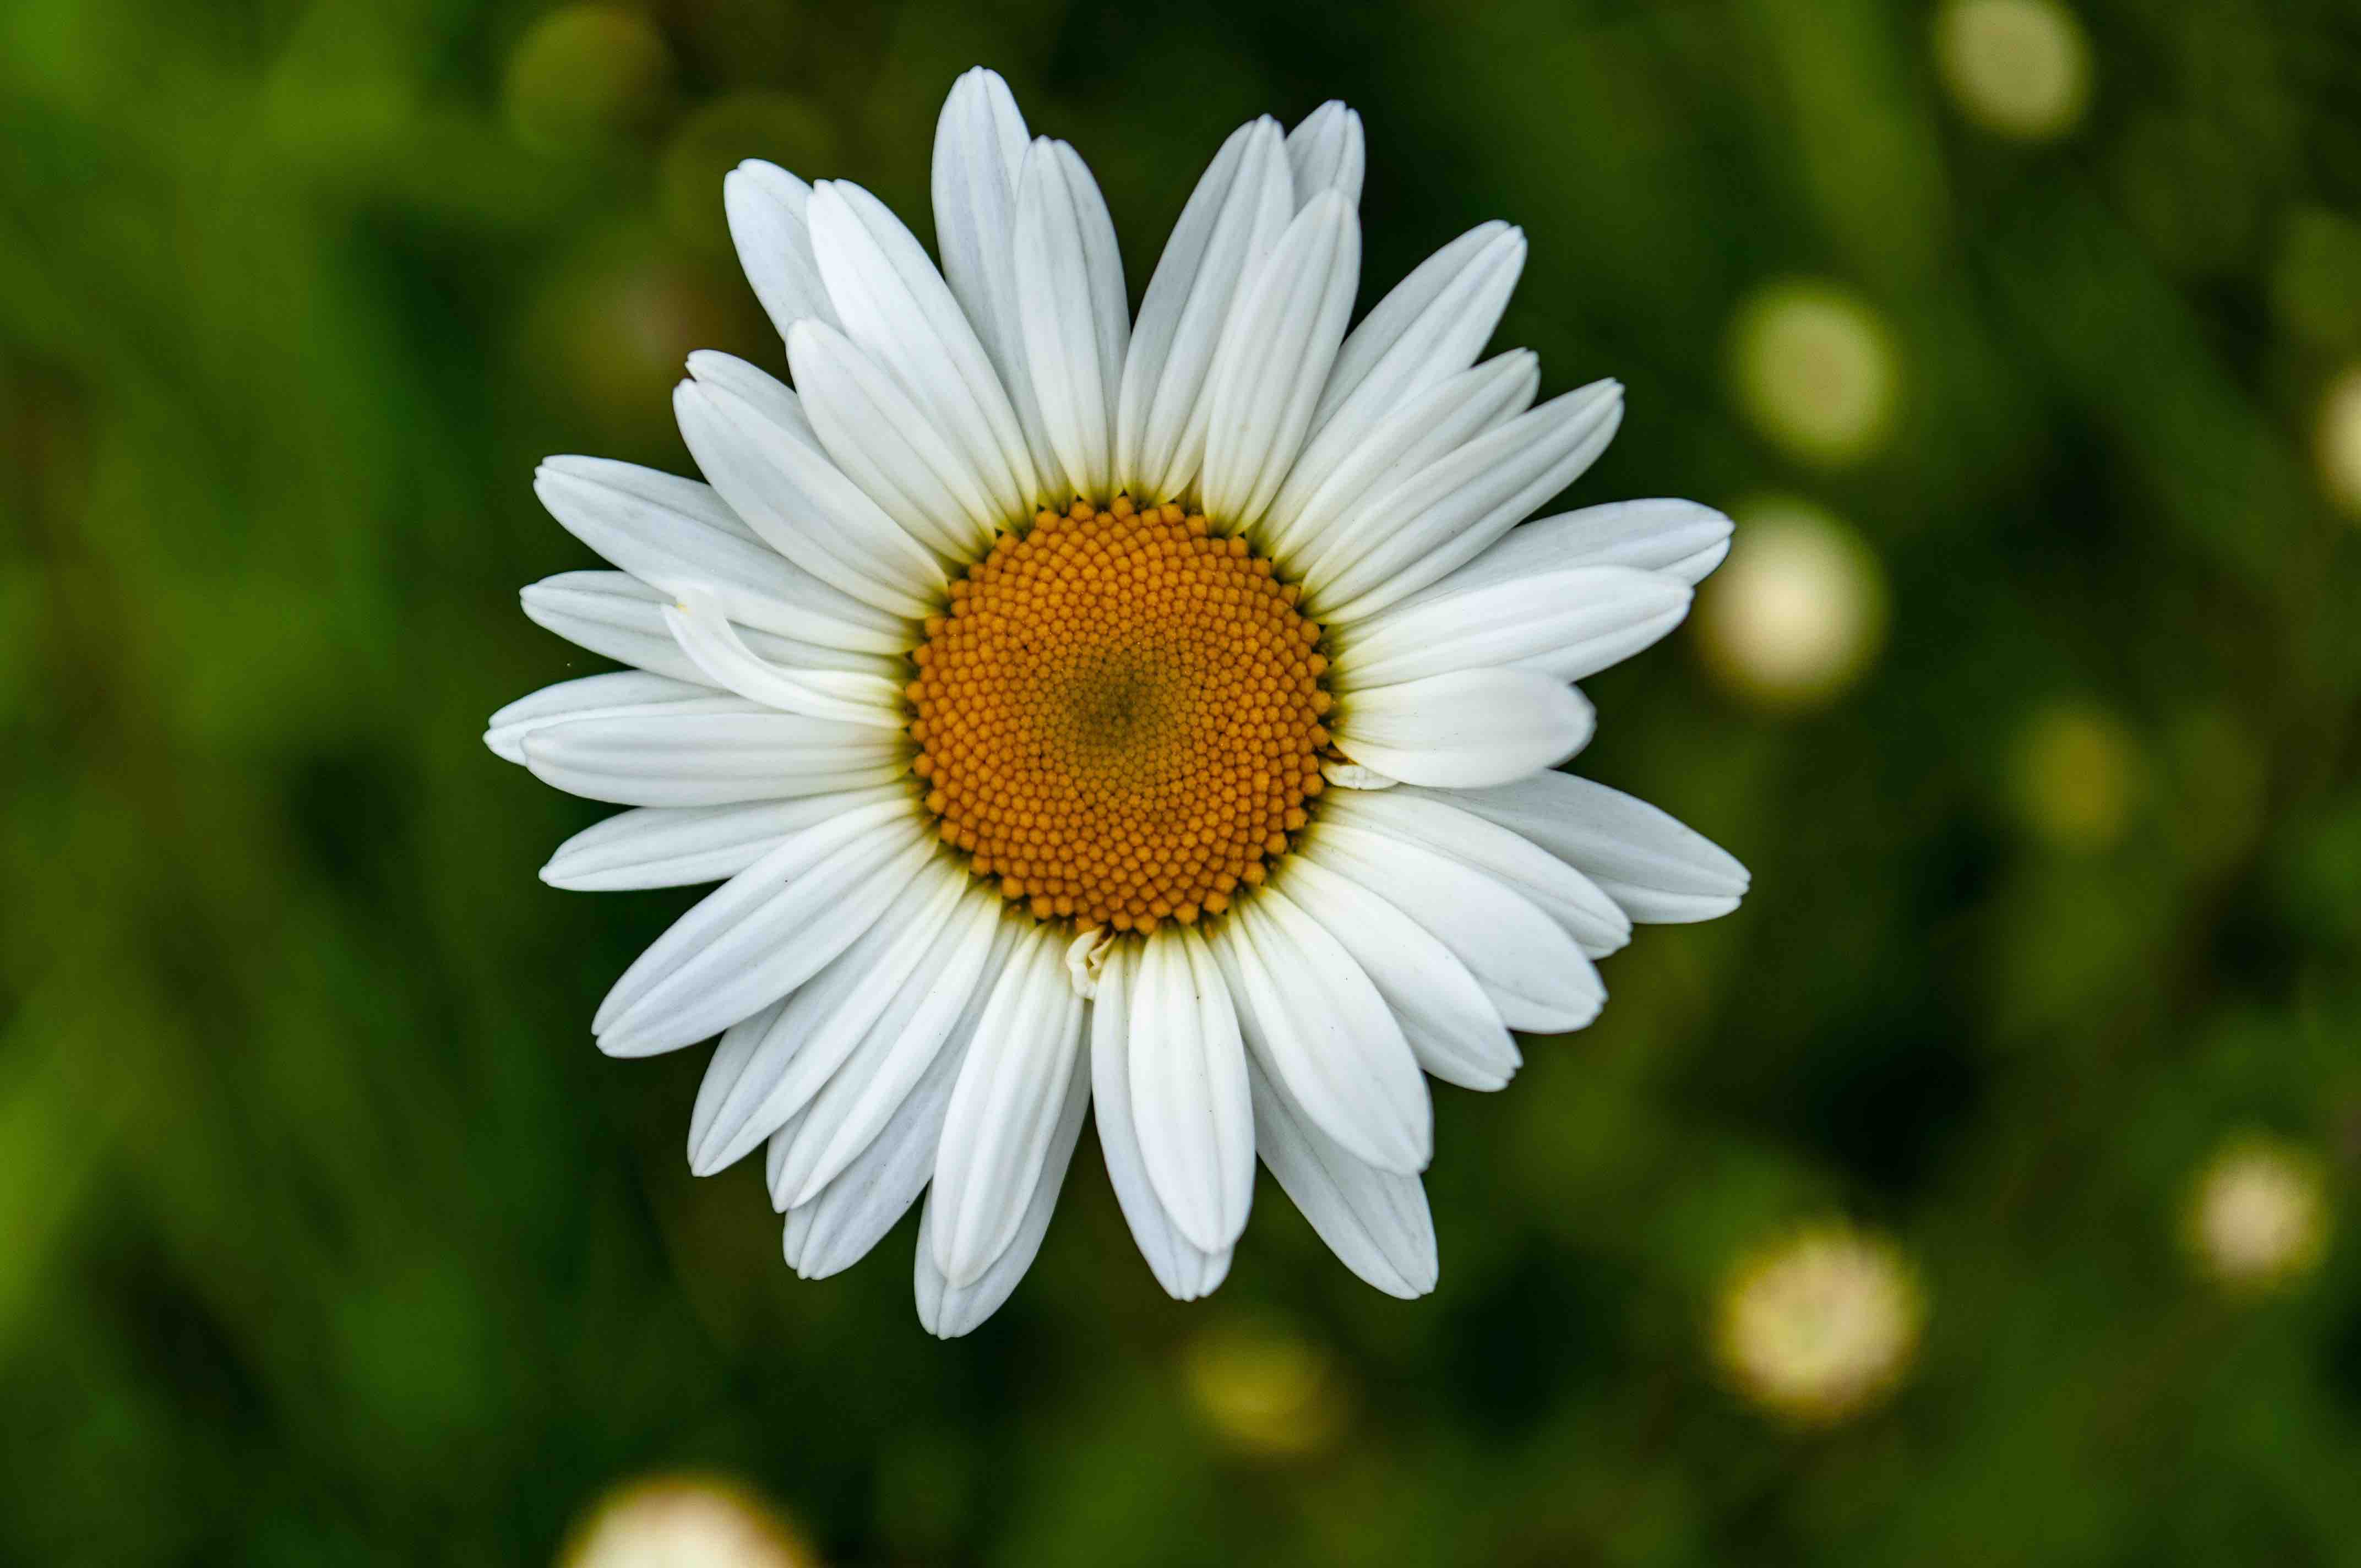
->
490, 67, 1750, 1336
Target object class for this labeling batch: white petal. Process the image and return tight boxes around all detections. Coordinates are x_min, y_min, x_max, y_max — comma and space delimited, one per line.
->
1403, 499, 1736, 603
591, 797, 929, 1054
1402, 774, 1750, 925
768, 891, 1008, 1207
928, 926, 1088, 1285
1330, 668, 1595, 791
673, 378, 945, 619
1259, 351, 1537, 563
1299, 821, 1602, 1032
1322, 789, 1631, 957
1089, 944, 1232, 1300
680, 350, 819, 444
786, 320, 1001, 558
1199, 190, 1361, 527
1285, 101, 1365, 208
1307, 379, 1625, 624
1282, 226, 1526, 537
1279, 856, 1519, 1091
531, 454, 904, 652
539, 787, 903, 891
807, 180, 1040, 516
1334, 567, 1691, 688
931, 67, 1057, 479
915, 1042, 1089, 1337
779, 919, 1022, 1273
1114, 118, 1294, 502
1310, 222, 1525, 442
1014, 138, 1129, 503
1248, 1053, 1436, 1298
725, 160, 839, 341
520, 571, 906, 679
485, 671, 723, 764
520, 709, 907, 807
686, 859, 969, 1175
1208, 888, 1430, 1174
1127, 927, 1254, 1255
662, 586, 908, 728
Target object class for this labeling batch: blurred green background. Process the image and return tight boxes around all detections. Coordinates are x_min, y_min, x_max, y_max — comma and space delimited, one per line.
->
6, 0, 2360, 1562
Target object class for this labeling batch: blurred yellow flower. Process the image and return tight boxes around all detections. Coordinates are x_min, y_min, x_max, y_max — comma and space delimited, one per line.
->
1715, 1222, 1925, 1427
505, 4, 674, 156
2010, 703, 2143, 851
1696, 500, 1887, 709
559, 1474, 814, 1568
1934, 0, 2093, 142
1184, 1319, 1348, 1458
2185, 1136, 2332, 1294
1729, 282, 1900, 466
2318, 367, 2361, 516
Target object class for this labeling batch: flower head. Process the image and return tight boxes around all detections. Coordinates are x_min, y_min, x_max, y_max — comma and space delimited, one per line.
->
490, 68, 1749, 1333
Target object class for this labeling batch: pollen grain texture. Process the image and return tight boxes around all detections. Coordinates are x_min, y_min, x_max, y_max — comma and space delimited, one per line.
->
908, 499, 1329, 932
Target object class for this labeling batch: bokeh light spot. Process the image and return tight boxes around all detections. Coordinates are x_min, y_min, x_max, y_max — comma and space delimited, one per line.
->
1729, 282, 1901, 466
1935, 0, 2093, 142
1696, 499, 1887, 710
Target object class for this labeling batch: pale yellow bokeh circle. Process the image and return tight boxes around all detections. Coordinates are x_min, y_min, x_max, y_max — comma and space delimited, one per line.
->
1935, 0, 2093, 142
1696, 500, 1888, 709
1715, 1222, 1926, 1426
2316, 367, 2361, 517
1729, 283, 1901, 466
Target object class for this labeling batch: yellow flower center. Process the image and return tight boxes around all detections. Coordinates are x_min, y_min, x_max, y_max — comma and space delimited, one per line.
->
909, 497, 1331, 932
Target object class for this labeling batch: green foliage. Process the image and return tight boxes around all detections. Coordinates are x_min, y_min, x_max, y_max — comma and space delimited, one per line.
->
3, 0, 2357, 1561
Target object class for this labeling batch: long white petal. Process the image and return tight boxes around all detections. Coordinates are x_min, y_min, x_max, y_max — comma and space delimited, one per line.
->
485, 671, 727, 764
1285, 101, 1365, 208
520, 571, 906, 678
1199, 190, 1361, 528
531, 454, 904, 652
1299, 821, 1602, 1033
778, 919, 1022, 1273
520, 710, 906, 808
1311, 221, 1525, 439
725, 160, 839, 341
1014, 138, 1129, 503
1259, 351, 1537, 563
785, 320, 1003, 558
1402, 775, 1749, 925
1248, 1053, 1436, 1298
768, 891, 1008, 1207
1128, 927, 1255, 1255
1282, 223, 1525, 529
1114, 118, 1294, 501
1280, 856, 1518, 1090
686, 859, 969, 1175
1307, 380, 1625, 624
1331, 668, 1595, 791
662, 586, 908, 728
1322, 790, 1630, 957
591, 797, 929, 1054
1090, 944, 1233, 1300
808, 179, 1040, 516
928, 926, 1088, 1285
915, 1043, 1090, 1337
931, 67, 1058, 480
674, 378, 945, 619
540, 787, 903, 891
1399, 499, 1736, 607
1209, 889, 1430, 1174
1334, 567, 1691, 688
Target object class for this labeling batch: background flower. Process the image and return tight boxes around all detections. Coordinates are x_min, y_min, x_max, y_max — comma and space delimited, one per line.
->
3, 1, 2357, 1564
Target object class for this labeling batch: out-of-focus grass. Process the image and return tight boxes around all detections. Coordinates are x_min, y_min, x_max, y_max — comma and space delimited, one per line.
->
3, 0, 2358, 1562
